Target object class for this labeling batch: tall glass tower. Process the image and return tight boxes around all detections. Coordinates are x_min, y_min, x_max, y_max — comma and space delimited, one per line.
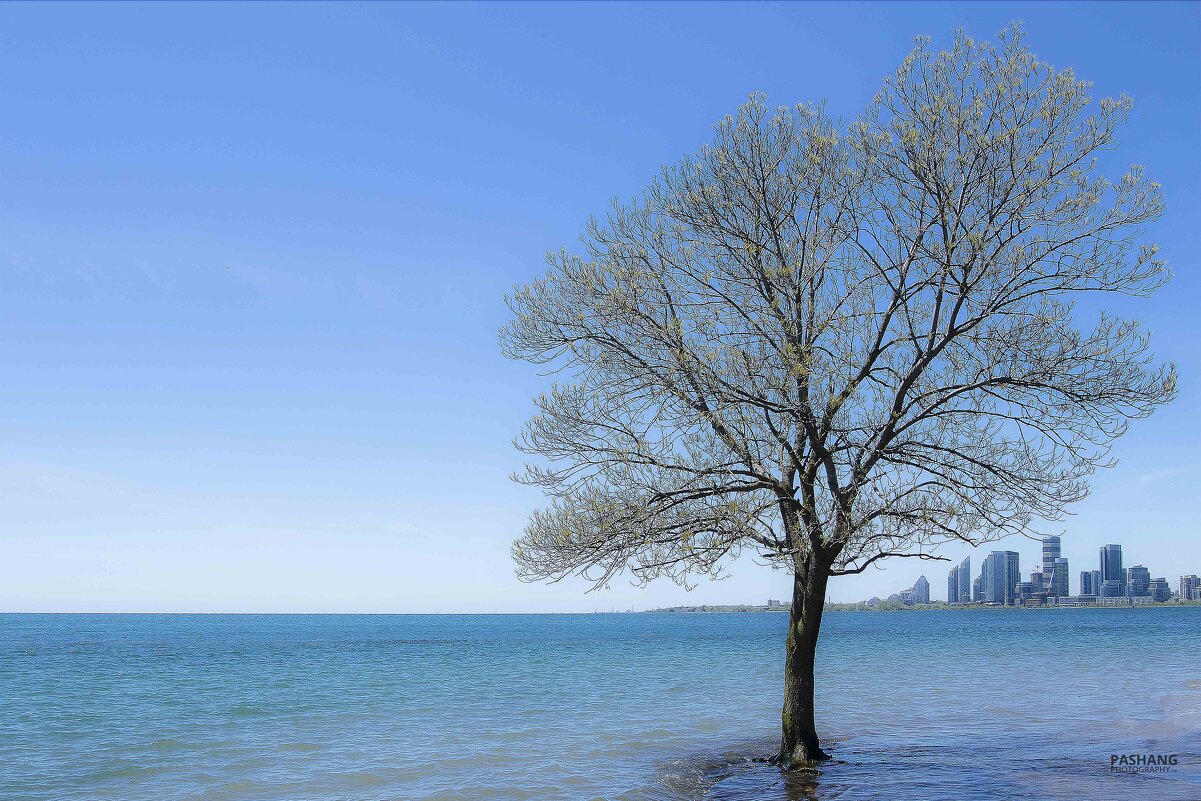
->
983, 550, 1021, 605
1100, 544, 1124, 596
958, 557, 970, 603
983, 552, 1003, 604
1127, 565, 1150, 597
1004, 551, 1021, 605
1052, 557, 1069, 597
1041, 535, 1062, 577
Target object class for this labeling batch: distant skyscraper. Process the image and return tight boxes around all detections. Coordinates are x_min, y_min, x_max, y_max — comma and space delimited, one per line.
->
972, 575, 982, 603
892, 576, 930, 606
1127, 565, 1150, 598
1052, 557, 1069, 598
1080, 570, 1093, 596
982, 550, 1021, 605
1180, 575, 1200, 601
947, 566, 959, 603
1100, 544, 1124, 596
982, 553, 1002, 604
958, 557, 970, 603
1042, 535, 1061, 577
1004, 551, 1020, 605
1099, 580, 1122, 598
1091, 570, 1102, 596
1149, 577, 1170, 602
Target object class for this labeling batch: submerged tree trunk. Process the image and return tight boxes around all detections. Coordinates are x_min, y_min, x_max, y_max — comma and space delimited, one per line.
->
778, 555, 831, 768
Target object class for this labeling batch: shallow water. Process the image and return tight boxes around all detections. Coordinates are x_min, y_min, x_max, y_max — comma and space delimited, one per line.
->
1, 610, 1198, 800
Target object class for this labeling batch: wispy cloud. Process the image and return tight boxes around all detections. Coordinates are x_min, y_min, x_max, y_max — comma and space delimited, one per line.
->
1128, 464, 1197, 489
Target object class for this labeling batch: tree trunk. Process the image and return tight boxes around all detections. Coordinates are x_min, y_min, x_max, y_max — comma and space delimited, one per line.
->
778, 555, 831, 767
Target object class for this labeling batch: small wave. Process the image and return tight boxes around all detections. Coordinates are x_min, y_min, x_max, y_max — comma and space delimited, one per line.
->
148, 738, 192, 751
85, 763, 172, 781
279, 742, 323, 752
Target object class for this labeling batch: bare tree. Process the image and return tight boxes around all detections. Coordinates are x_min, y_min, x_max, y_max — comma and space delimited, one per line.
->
500, 26, 1175, 767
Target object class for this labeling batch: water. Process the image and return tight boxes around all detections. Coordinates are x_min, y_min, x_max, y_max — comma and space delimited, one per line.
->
2, 610, 1198, 800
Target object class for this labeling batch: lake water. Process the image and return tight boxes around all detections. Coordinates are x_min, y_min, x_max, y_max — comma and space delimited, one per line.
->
2, 610, 1199, 800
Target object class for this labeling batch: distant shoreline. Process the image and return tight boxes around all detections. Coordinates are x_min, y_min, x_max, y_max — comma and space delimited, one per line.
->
646, 600, 1201, 613
645, 604, 792, 613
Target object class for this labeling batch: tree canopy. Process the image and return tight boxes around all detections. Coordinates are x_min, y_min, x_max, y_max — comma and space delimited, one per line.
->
501, 26, 1176, 591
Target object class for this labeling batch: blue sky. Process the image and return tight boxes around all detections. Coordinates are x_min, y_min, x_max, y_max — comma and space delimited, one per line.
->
1, 2, 1198, 612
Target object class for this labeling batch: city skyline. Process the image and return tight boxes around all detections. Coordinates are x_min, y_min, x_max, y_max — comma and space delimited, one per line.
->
877, 537, 1194, 608
937, 538, 1187, 606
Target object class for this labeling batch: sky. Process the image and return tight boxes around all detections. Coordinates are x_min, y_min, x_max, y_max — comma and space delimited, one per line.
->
0, 1, 1198, 613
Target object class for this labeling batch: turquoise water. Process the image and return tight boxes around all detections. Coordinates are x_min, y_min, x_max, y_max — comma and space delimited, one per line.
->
2, 610, 1199, 800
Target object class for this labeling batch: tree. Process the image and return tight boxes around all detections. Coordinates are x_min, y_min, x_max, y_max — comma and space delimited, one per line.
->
500, 26, 1175, 767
